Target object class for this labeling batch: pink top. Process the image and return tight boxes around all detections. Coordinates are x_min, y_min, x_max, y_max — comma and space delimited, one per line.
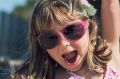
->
68, 66, 120, 79
104, 66, 120, 79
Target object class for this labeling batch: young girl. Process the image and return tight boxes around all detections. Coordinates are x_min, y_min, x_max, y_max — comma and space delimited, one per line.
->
12, 0, 120, 79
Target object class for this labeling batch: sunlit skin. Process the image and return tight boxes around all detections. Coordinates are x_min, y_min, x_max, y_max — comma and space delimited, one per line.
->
47, 19, 90, 72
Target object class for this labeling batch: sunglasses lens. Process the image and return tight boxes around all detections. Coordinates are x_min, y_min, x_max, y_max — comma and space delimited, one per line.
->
38, 32, 58, 49
64, 24, 85, 40
38, 22, 85, 49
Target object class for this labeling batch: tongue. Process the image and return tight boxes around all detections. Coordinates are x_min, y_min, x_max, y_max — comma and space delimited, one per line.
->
62, 51, 77, 64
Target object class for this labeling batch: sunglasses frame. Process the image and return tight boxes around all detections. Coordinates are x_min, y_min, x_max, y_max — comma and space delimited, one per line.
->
38, 20, 87, 49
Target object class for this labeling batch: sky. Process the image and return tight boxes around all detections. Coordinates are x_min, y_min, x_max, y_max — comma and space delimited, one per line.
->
0, 0, 26, 14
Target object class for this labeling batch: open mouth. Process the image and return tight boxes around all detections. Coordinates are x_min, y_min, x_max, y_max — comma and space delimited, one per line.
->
62, 50, 78, 64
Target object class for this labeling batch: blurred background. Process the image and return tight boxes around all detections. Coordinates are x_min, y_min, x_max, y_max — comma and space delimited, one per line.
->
0, 0, 36, 78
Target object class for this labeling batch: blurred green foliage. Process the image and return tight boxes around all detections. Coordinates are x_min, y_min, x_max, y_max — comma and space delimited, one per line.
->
12, 0, 36, 21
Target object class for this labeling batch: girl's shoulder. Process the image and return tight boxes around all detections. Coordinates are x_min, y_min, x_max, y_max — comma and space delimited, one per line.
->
104, 65, 120, 79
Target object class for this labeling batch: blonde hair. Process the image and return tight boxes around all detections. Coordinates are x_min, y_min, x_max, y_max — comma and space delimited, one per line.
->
12, 0, 112, 79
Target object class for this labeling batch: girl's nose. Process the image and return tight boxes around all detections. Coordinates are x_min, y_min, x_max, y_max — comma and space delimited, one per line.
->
58, 33, 71, 48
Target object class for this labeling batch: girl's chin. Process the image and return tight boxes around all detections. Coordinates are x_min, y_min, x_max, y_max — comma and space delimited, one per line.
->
67, 67, 81, 72
65, 62, 82, 72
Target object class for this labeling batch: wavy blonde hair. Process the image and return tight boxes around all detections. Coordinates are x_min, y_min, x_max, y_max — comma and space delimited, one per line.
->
12, 0, 112, 79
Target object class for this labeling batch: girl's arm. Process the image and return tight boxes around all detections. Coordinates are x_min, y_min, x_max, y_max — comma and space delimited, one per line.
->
101, 0, 120, 74
101, 0, 119, 43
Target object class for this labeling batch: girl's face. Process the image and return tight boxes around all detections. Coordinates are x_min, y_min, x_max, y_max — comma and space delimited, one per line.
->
39, 19, 89, 71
